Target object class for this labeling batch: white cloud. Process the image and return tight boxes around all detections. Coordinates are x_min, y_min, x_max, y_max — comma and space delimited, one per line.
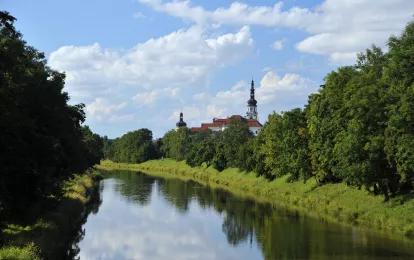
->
109, 114, 137, 123
86, 98, 127, 121
231, 80, 247, 91
206, 105, 227, 118
270, 40, 283, 50
192, 92, 209, 101
138, 1, 313, 28
168, 106, 201, 121
133, 12, 146, 19
329, 52, 358, 64
259, 72, 310, 91
138, 0, 414, 63
132, 88, 180, 107
49, 25, 254, 132
49, 25, 253, 103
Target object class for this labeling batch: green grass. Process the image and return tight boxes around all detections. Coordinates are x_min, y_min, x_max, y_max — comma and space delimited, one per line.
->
98, 159, 414, 240
0, 170, 103, 260
0, 243, 41, 260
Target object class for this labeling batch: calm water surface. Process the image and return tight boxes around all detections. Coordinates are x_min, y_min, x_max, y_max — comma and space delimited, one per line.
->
72, 170, 414, 260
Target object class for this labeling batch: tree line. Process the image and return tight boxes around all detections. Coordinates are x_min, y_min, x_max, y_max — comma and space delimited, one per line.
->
0, 11, 104, 222
154, 20, 414, 199
103, 128, 161, 163
102, 20, 414, 199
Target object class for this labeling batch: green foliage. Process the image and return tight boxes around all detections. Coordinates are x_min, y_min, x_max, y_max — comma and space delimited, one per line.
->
105, 128, 159, 164
0, 243, 41, 260
254, 109, 311, 182
0, 11, 103, 221
306, 21, 414, 197
82, 125, 104, 167
160, 120, 255, 172
186, 130, 217, 167
220, 120, 253, 169
156, 19, 414, 199
160, 128, 191, 161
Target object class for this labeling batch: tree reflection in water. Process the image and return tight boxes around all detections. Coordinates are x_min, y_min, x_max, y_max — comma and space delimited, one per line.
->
71, 170, 414, 260
66, 181, 104, 260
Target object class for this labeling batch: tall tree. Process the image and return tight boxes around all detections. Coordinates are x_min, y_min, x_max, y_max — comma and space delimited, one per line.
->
0, 11, 103, 219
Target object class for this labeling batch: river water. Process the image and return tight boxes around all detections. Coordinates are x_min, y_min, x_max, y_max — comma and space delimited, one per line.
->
71, 170, 414, 260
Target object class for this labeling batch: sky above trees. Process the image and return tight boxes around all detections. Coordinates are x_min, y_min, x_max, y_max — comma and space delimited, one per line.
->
4, 0, 414, 138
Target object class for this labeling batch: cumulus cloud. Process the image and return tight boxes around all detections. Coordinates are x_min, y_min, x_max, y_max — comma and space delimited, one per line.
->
257, 72, 313, 106
49, 25, 254, 131
86, 98, 127, 121
49, 25, 253, 102
231, 80, 247, 91
138, 0, 313, 27
132, 88, 180, 107
138, 0, 414, 63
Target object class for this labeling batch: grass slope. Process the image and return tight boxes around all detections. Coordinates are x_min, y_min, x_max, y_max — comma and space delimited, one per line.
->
98, 159, 414, 240
0, 170, 103, 260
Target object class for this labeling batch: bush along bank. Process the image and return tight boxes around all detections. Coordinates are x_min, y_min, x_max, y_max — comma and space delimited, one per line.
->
98, 159, 414, 240
0, 170, 104, 260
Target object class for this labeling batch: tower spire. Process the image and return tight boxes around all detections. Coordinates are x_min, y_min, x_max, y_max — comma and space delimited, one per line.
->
246, 78, 258, 120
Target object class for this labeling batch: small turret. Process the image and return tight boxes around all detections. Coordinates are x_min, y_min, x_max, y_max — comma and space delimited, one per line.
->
176, 111, 187, 128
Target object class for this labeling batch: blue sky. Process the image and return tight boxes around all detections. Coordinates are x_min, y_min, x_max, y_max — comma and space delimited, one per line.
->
3, 0, 414, 138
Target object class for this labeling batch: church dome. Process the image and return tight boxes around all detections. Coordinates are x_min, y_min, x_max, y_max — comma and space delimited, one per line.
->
176, 121, 187, 127
247, 98, 257, 106
176, 111, 187, 128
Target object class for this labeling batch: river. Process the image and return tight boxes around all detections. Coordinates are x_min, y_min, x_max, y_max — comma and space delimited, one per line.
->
70, 170, 414, 259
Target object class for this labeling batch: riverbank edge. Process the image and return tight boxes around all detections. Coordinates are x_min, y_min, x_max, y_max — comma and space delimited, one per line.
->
98, 159, 414, 240
0, 169, 104, 260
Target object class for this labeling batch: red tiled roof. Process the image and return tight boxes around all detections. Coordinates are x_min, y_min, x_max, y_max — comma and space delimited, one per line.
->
247, 119, 263, 127
190, 115, 262, 133
190, 127, 204, 133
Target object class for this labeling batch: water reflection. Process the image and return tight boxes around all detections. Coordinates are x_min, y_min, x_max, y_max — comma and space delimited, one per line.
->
67, 182, 104, 259
73, 170, 414, 260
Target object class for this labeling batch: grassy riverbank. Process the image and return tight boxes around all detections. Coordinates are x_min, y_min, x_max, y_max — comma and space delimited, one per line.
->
0, 170, 103, 260
98, 159, 414, 239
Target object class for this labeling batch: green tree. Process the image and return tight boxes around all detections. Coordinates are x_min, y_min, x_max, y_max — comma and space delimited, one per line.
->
160, 127, 191, 161
307, 67, 358, 183
82, 125, 104, 166
112, 128, 158, 164
221, 120, 253, 169
0, 11, 103, 219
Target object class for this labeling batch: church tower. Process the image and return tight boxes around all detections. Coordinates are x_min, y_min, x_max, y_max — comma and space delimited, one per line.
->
246, 79, 258, 120
176, 111, 187, 130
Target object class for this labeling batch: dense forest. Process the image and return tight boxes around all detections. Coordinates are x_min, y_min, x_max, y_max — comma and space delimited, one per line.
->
0, 11, 104, 224
105, 19, 414, 199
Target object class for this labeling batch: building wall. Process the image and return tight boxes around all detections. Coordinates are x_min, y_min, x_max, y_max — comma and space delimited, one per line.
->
249, 127, 261, 136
